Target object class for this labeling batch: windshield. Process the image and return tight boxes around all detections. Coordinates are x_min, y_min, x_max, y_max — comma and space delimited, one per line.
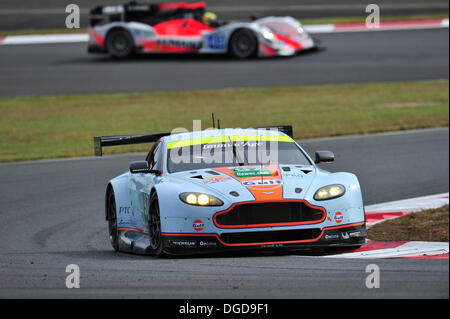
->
167, 136, 311, 173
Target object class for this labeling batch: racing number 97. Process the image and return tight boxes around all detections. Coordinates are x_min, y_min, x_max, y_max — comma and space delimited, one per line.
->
206, 34, 226, 50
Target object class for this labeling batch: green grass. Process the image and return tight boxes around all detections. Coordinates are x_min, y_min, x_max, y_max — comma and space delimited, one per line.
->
0, 80, 448, 162
1, 13, 447, 36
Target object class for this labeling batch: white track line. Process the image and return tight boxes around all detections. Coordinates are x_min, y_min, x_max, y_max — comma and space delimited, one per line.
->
0, 19, 448, 46
0, 33, 88, 45
366, 193, 449, 213
325, 242, 449, 259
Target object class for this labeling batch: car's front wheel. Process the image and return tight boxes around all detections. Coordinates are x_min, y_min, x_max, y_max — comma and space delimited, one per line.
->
148, 192, 165, 256
107, 189, 119, 251
229, 29, 258, 59
105, 28, 134, 59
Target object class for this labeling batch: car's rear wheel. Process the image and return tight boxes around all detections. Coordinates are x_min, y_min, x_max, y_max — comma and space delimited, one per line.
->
148, 192, 164, 256
105, 28, 134, 58
229, 29, 257, 59
107, 189, 119, 251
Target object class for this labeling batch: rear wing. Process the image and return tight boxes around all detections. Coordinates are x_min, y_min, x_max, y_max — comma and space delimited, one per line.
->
94, 132, 170, 156
93, 125, 293, 156
90, 1, 206, 27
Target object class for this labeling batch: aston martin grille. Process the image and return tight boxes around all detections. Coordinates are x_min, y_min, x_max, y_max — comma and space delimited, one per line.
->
215, 201, 325, 227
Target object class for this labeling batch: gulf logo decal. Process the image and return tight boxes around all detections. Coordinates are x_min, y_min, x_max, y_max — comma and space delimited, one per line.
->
241, 177, 283, 190
193, 219, 204, 232
334, 212, 343, 224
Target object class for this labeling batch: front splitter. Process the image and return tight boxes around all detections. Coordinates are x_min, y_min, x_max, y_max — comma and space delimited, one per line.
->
162, 224, 366, 255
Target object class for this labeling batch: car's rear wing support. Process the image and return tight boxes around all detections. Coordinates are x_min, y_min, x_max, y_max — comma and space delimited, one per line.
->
253, 125, 293, 138
93, 132, 170, 156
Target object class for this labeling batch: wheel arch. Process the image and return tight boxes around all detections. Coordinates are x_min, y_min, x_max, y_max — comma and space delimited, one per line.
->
150, 187, 158, 199
105, 26, 133, 42
148, 186, 161, 222
105, 183, 114, 221
105, 174, 130, 222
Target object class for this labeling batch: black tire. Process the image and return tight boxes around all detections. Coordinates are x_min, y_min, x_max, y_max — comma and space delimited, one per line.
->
229, 29, 257, 59
105, 28, 134, 59
107, 189, 119, 251
148, 192, 165, 256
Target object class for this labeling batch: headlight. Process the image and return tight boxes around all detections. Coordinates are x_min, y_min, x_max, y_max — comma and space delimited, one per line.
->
261, 28, 275, 41
179, 192, 224, 206
314, 184, 345, 201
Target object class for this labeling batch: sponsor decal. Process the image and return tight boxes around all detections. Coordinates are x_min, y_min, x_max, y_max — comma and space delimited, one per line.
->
231, 166, 271, 178
119, 207, 134, 215
202, 141, 261, 149
167, 134, 292, 149
150, 42, 164, 52
334, 212, 343, 224
284, 173, 304, 178
241, 177, 283, 190
324, 234, 340, 240
193, 219, 204, 232
203, 175, 231, 184
199, 241, 217, 247
261, 243, 284, 248
168, 240, 197, 248
347, 230, 365, 238
157, 38, 202, 49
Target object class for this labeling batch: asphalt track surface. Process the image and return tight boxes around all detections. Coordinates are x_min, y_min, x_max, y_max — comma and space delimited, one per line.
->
0, 128, 448, 298
0, 28, 449, 97
0, 0, 448, 30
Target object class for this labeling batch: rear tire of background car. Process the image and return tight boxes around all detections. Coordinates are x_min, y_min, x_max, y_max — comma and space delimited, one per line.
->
148, 192, 165, 256
105, 28, 134, 59
107, 189, 119, 251
229, 29, 257, 59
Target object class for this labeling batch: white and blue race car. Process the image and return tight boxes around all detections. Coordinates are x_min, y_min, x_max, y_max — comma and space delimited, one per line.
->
94, 126, 366, 256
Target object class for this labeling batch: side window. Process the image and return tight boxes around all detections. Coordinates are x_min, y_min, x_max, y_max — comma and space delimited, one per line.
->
148, 142, 162, 171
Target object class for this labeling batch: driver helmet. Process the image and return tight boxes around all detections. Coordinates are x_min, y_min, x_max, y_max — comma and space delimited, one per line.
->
202, 11, 217, 27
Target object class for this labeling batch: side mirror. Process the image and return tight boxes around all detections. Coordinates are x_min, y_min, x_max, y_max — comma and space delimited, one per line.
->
129, 161, 161, 175
314, 150, 334, 164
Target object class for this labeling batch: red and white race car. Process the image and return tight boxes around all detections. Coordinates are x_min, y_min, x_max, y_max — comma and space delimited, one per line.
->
88, 1, 320, 59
